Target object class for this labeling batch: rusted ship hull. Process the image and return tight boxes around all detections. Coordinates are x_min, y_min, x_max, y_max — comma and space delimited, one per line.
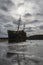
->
8, 30, 26, 43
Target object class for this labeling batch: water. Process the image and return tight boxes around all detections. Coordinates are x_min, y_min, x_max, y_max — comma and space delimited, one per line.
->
0, 40, 43, 65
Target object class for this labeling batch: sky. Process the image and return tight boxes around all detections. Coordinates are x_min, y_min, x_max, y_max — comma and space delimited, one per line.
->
0, 0, 43, 37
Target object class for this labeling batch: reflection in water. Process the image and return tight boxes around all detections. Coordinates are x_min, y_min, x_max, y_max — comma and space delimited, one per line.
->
0, 57, 12, 65
0, 40, 43, 65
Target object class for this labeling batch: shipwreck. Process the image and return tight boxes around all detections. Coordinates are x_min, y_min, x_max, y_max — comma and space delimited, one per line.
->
8, 16, 26, 43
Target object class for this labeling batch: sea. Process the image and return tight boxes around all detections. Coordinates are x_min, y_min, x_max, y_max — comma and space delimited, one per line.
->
0, 40, 43, 65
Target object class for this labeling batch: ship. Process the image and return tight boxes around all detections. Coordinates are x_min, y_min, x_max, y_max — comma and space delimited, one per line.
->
8, 16, 26, 43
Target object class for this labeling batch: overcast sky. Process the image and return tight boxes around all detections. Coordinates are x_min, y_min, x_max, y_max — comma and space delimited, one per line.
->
0, 0, 43, 37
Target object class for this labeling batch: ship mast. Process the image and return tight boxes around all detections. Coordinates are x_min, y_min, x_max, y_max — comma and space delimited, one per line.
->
23, 23, 25, 31
17, 16, 21, 31
17, 16, 25, 31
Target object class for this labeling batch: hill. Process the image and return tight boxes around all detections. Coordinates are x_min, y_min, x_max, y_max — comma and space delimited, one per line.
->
27, 35, 43, 40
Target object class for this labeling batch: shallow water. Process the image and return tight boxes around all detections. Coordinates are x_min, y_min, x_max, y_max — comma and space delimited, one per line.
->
0, 40, 43, 65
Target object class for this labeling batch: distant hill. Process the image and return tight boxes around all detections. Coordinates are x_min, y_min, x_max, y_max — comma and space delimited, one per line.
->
27, 35, 43, 40
0, 38, 8, 42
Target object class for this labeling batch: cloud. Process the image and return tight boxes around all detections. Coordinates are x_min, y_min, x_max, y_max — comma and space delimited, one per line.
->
39, 26, 43, 30
0, 0, 14, 37
24, 13, 32, 17
0, 0, 43, 37
0, 0, 14, 11
0, 25, 7, 37
18, 3, 24, 7
4, 22, 17, 30
37, 24, 43, 30
30, 20, 39, 24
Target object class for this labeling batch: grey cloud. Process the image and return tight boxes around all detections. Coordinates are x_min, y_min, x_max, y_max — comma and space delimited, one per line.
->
0, 0, 14, 11
36, 13, 43, 16
0, 14, 13, 24
0, 10, 14, 24
25, 26, 37, 32
0, 26, 7, 37
25, 0, 42, 12
25, 0, 42, 3
25, 29, 33, 32
25, 27, 33, 32
13, 19, 24, 25
4, 24, 13, 28
0, 0, 43, 37
24, 13, 32, 17
18, 3, 24, 7
1, 6, 8, 11
23, 19, 40, 25
39, 25, 43, 30
0, 0, 13, 7
0, 32, 6, 37
30, 20, 39, 23
0, 0, 15, 37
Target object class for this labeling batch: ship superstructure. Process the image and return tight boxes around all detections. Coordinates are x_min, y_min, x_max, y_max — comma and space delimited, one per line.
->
8, 16, 26, 43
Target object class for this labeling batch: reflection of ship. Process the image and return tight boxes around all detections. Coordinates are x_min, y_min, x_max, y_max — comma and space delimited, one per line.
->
8, 16, 26, 43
